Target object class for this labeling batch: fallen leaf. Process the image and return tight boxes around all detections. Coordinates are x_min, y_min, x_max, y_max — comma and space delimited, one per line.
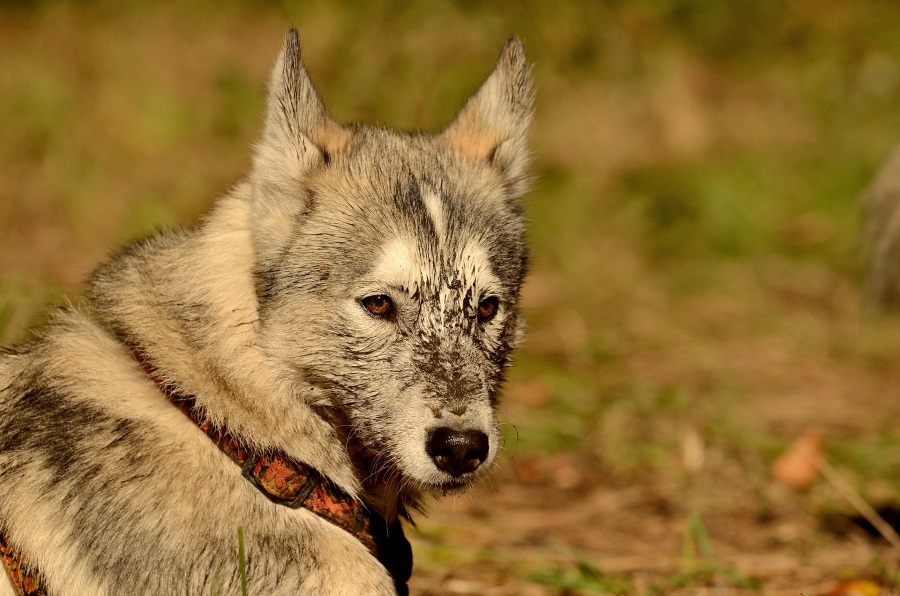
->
820, 579, 881, 596
771, 428, 823, 489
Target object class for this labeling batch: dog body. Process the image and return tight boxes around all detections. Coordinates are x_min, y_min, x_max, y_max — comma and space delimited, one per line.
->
864, 146, 900, 308
0, 31, 532, 594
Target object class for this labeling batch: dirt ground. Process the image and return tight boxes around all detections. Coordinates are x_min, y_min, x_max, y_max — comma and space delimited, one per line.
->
402, 273, 900, 595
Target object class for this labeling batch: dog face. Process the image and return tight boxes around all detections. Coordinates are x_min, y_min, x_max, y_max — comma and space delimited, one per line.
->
252, 32, 532, 491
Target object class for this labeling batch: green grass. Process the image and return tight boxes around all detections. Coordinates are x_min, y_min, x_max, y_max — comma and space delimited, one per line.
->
530, 559, 635, 594
672, 513, 760, 591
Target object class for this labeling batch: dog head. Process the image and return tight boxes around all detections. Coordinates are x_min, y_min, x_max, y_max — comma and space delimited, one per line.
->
251, 30, 532, 493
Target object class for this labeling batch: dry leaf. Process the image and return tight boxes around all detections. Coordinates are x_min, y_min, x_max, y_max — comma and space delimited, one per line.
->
821, 579, 881, 596
771, 428, 823, 489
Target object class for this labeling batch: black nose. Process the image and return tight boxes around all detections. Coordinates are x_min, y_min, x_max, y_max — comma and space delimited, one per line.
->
426, 427, 489, 477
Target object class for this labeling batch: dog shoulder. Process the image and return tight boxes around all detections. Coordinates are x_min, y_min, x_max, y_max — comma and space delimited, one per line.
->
0, 310, 395, 593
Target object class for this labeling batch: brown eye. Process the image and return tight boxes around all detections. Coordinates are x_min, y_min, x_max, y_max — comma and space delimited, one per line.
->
477, 296, 499, 322
362, 295, 394, 318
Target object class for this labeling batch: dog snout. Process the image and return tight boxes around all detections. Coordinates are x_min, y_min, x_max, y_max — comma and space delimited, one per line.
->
426, 427, 489, 477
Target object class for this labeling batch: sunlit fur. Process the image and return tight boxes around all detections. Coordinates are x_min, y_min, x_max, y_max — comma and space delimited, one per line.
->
0, 29, 532, 594
864, 146, 900, 309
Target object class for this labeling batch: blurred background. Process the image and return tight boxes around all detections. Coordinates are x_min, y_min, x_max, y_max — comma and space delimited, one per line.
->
3, 1, 900, 594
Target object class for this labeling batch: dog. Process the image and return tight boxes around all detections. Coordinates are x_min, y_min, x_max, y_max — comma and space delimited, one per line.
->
0, 29, 532, 595
864, 146, 900, 309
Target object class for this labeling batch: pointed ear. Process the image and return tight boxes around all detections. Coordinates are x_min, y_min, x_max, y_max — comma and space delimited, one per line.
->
441, 38, 534, 195
254, 29, 348, 181
251, 30, 349, 265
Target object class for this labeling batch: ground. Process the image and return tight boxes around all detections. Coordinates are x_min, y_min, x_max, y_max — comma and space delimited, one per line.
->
2, 2, 900, 594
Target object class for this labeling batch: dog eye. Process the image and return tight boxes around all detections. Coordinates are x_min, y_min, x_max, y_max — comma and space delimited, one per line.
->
362, 295, 394, 318
477, 296, 499, 322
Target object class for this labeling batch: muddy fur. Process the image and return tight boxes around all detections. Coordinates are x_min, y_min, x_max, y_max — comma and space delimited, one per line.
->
0, 29, 532, 595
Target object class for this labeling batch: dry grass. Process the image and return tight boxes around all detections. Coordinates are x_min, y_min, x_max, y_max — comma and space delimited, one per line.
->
3, 1, 900, 593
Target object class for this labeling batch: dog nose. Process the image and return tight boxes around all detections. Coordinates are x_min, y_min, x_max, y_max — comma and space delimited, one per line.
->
426, 427, 489, 477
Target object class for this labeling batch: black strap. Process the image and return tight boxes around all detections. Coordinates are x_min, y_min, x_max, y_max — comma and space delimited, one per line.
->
370, 517, 413, 596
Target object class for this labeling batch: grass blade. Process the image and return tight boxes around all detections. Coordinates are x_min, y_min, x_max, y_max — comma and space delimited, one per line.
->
238, 527, 248, 596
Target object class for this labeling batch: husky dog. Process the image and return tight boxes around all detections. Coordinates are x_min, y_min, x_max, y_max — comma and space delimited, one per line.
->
864, 146, 900, 308
0, 30, 532, 595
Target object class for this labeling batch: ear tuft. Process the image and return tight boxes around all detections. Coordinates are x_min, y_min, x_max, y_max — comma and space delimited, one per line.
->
441, 38, 534, 195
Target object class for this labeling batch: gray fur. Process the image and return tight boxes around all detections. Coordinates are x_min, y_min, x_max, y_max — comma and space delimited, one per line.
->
0, 29, 532, 594
864, 146, 900, 308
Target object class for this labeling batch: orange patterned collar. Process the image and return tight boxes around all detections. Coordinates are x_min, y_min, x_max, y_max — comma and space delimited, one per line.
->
132, 348, 412, 594
0, 532, 46, 596
0, 350, 412, 595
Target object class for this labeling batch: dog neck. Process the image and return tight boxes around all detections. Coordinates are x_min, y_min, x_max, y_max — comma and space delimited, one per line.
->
132, 345, 385, 544
87, 188, 363, 498
88, 187, 416, 522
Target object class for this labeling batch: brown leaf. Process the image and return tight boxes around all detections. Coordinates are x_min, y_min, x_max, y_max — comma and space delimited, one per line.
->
820, 579, 881, 596
771, 428, 823, 489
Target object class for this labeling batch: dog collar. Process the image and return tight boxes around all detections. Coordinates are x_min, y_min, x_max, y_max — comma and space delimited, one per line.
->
131, 349, 412, 593
0, 532, 46, 596
0, 351, 412, 595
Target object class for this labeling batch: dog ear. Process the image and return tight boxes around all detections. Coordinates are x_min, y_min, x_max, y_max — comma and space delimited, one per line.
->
441, 38, 534, 196
251, 29, 349, 264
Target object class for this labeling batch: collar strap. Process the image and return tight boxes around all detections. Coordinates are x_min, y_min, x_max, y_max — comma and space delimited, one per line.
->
0, 531, 46, 596
165, 391, 380, 553
0, 352, 412, 596
132, 350, 412, 591
132, 352, 380, 554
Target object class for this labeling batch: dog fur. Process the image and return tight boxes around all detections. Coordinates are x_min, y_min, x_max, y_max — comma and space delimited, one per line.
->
0, 30, 532, 594
864, 145, 900, 309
